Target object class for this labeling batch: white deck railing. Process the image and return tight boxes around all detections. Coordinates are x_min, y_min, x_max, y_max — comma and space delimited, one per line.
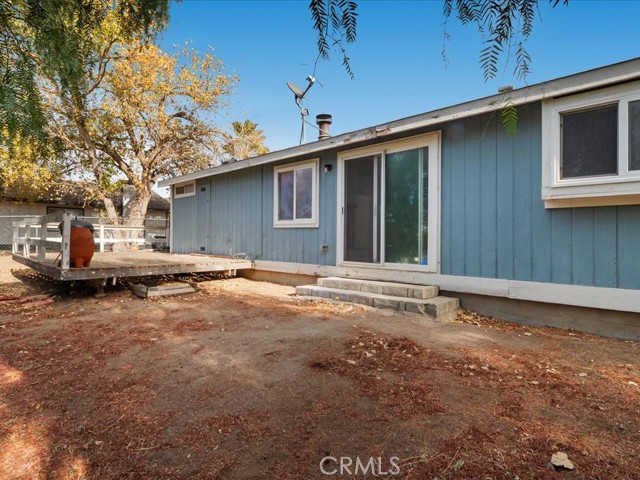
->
12, 213, 168, 270
12, 212, 72, 268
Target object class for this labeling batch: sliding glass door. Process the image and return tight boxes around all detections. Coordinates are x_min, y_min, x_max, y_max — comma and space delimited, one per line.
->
339, 134, 439, 271
344, 155, 380, 263
384, 147, 428, 265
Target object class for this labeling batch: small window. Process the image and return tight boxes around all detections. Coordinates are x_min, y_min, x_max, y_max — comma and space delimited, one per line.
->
628, 100, 640, 171
274, 159, 319, 228
561, 104, 618, 178
174, 181, 195, 198
542, 81, 640, 208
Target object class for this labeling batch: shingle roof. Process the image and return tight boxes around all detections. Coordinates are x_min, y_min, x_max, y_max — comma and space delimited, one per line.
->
1, 182, 170, 211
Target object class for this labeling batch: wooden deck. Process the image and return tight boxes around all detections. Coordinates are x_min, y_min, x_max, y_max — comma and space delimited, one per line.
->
12, 251, 253, 281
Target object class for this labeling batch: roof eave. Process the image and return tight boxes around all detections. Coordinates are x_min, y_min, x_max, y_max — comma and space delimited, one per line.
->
159, 57, 640, 187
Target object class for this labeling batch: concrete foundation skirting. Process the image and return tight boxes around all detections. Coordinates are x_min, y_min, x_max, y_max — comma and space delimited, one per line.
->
449, 292, 640, 341
239, 269, 318, 287
239, 266, 640, 340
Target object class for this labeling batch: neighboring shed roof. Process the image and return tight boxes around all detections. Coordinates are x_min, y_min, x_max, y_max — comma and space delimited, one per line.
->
160, 56, 640, 187
149, 193, 171, 211
2, 183, 101, 208
1, 183, 170, 211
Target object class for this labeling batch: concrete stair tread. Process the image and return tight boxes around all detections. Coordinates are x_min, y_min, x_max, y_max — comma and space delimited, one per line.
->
296, 284, 459, 320
298, 285, 454, 304
318, 276, 439, 300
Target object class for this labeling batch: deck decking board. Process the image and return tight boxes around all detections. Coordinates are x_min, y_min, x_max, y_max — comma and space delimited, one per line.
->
12, 251, 253, 281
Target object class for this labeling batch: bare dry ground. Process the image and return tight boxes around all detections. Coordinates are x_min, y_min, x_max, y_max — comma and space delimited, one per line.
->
0, 256, 639, 479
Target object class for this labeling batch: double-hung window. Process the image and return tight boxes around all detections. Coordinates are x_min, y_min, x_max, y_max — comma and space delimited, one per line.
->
542, 81, 640, 207
273, 159, 319, 228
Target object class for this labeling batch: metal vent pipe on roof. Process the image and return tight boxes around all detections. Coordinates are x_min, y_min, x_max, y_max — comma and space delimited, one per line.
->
316, 114, 332, 140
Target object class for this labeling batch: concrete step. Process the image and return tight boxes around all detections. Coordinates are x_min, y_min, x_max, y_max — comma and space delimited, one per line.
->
317, 277, 438, 300
131, 282, 196, 298
296, 285, 459, 321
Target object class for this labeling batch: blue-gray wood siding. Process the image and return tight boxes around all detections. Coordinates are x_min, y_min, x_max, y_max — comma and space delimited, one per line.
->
172, 152, 337, 265
172, 101, 640, 290
440, 103, 640, 290
172, 191, 198, 254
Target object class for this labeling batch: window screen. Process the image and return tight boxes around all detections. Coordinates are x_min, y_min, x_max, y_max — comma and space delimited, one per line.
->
278, 170, 294, 220
561, 104, 618, 179
629, 100, 640, 171
294, 167, 313, 219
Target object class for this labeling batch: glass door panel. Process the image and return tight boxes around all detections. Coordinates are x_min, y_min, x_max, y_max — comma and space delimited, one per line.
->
384, 147, 428, 265
344, 156, 380, 263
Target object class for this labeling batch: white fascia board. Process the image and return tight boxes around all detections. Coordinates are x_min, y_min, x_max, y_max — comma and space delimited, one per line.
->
160, 58, 640, 188
254, 260, 640, 314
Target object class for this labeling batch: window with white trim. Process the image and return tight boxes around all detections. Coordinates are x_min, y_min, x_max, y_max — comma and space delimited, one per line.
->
273, 159, 319, 228
174, 181, 195, 198
542, 81, 640, 207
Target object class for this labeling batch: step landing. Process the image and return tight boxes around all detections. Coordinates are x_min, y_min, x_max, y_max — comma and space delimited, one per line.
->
296, 283, 459, 321
318, 276, 438, 300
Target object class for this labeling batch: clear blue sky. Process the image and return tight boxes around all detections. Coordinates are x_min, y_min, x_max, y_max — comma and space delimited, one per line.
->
158, 0, 640, 152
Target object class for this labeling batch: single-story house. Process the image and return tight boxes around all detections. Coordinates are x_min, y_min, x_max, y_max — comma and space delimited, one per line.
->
160, 58, 640, 338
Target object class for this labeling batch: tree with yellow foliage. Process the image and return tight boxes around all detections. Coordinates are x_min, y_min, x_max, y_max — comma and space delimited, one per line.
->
43, 41, 237, 222
3, 0, 268, 224
0, 130, 56, 199
0, 0, 169, 152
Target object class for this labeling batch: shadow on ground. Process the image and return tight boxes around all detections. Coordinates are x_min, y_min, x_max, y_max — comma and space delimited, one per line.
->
0, 275, 638, 479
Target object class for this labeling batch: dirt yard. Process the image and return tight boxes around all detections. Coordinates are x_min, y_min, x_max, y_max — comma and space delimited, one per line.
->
0, 254, 639, 479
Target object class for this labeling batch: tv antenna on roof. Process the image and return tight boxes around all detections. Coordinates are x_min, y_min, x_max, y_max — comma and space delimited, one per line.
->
287, 75, 315, 144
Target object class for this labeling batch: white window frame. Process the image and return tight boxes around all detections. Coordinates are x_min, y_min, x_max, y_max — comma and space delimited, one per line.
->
273, 158, 319, 228
336, 132, 441, 273
174, 181, 196, 199
542, 81, 640, 208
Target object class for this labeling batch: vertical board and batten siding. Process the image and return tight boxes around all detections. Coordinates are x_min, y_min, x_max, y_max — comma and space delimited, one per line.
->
207, 167, 263, 259
171, 100, 640, 291
439, 103, 640, 290
196, 180, 211, 252
261, 151, 337, 266
172, 152, 337, 265
171, 191, 198, 253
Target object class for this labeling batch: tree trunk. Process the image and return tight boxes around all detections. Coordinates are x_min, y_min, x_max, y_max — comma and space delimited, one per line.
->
123, 187, 151, 226
102, 197, 120, 222
117, 187, 152, 252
